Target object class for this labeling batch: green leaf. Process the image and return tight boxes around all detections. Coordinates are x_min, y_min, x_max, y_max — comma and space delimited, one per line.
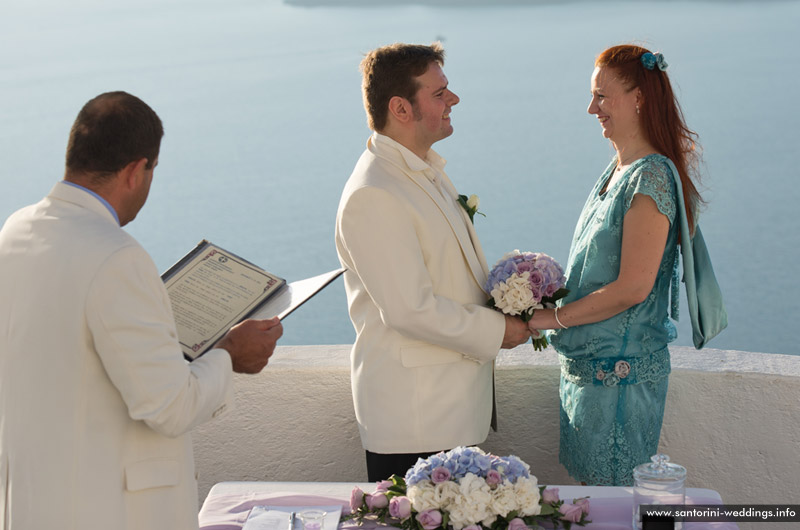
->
550, 288, 570, 301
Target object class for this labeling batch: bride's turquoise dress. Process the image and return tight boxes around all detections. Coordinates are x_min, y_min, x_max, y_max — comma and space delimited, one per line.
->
549, 154, 680, 486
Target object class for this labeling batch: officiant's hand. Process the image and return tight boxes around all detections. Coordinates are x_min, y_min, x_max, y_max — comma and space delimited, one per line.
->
501, 315, 531, 349
215, 317, 283, 374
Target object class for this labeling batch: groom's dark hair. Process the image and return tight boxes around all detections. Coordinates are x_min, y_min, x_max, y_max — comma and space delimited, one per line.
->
360, 42, 445, 132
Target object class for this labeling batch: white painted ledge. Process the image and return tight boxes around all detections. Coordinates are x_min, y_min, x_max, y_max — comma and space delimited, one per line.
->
192, 345, 800, 530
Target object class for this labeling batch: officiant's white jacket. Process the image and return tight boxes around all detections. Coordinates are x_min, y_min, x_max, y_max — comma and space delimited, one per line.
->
0, 182, 233, 530
335, 133, 506, 454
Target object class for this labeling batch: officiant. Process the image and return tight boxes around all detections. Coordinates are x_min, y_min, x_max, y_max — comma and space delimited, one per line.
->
0, 91, 283, 530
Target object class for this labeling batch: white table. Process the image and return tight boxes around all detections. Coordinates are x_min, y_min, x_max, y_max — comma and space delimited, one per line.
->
199, 481, 735, 530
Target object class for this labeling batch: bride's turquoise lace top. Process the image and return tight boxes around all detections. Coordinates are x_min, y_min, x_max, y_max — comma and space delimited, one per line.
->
550, 154, 679, 365
549, 154, 680, 486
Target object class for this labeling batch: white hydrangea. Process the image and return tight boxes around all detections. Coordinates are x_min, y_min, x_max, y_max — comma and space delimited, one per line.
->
408, 470, 544, 530
513, 476, 542, 516
489, 482, 518, 518
407, 481, 438, 513
491, 272, 537, 315
446, 474, 494, 529
435, 480, 460, 508
481, 514, 498, 527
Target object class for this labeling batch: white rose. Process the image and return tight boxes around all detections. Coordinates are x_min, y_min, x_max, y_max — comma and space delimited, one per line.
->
513, 476, 542, 516
466, 194, 480, 210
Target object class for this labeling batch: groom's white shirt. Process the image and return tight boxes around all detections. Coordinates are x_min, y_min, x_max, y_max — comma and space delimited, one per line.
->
335, 133, 505, 454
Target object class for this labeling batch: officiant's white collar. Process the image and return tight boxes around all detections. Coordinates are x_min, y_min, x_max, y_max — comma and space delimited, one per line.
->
370, 132, 447, 176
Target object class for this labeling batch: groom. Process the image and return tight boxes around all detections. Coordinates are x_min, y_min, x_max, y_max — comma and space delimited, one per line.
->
335, 42, 530, 481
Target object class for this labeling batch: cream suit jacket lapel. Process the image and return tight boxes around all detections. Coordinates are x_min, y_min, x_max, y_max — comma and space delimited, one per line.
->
437, 171, 491, 288
369, 135, 489, 292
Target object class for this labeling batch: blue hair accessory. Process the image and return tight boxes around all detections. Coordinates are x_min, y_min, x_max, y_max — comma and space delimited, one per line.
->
641, 52, 668, 72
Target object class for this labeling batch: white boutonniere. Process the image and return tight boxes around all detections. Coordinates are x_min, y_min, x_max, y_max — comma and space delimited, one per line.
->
457, 194, 485, 223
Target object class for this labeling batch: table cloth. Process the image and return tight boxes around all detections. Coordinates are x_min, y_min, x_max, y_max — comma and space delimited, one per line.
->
199, 481, 738, 530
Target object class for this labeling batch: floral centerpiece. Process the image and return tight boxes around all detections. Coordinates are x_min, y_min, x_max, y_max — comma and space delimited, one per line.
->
347, 447, 589, 530
484, 250, 568, 351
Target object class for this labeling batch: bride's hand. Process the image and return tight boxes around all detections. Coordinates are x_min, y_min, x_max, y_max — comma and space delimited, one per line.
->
527, 309, 554, 333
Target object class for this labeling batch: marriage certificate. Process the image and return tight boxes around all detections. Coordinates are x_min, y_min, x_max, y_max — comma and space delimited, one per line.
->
163, 241, 285, 360
162, 240, 344, 361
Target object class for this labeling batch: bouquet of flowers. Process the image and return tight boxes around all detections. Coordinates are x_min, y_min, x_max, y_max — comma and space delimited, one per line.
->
347, 446, 589, 530
484, 250, 568, 351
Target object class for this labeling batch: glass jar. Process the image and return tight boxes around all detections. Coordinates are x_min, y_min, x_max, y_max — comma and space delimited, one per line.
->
632, 454, 686, 529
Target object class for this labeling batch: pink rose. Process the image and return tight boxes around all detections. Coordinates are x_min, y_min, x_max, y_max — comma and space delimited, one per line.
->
542, 487, 560, 504
366, 493, 388, 510
416, 509, 443, 530
614, 360, 631, 379
508, 517, 528, 530
559, 503, 583, 523
350, 487, 365, 512
375, 480, 393, 493
431, 466, 451, 484
486, 469, 502, 485
531, 285, 543, 301
529, 269, 544, 286
575, 497, 590, 515
389, 496, 412, 520
517, 261, 534, 274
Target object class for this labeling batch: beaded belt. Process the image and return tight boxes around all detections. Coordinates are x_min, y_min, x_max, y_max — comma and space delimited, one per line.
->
558, 347, 670, 387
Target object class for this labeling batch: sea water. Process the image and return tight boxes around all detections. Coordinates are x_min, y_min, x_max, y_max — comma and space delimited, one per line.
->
1, 0, 798, 354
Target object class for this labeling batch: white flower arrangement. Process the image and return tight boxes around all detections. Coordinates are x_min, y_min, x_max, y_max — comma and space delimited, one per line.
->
346, 447, 590, 530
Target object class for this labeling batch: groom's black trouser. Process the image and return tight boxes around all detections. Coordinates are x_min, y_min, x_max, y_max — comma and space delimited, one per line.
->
365, 450, 444, 482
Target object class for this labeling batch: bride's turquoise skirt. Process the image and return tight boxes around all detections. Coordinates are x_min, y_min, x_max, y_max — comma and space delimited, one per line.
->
558, 373, 669, 486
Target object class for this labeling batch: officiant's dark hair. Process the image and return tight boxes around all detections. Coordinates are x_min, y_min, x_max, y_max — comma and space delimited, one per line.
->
360, 42, 445, 132
66, 91, 164, 181
596, 44, 704, 233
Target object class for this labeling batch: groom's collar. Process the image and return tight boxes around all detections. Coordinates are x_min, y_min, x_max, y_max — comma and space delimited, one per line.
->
369, 132, 447, 174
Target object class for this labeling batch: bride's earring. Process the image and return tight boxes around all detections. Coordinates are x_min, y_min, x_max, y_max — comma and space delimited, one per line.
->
636, 105, 640, 115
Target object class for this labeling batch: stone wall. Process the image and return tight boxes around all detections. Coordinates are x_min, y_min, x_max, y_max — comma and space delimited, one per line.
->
192, 345, 800, 530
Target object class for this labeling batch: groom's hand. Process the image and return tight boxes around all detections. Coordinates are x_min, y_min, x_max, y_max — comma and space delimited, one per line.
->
501, 315, 531, 349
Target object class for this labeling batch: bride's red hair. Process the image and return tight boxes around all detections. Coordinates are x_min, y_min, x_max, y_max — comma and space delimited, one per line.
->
596, 44, 704, 232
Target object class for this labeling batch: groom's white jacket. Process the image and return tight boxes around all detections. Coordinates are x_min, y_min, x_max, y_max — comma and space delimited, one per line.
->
335, 133, 506, 454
